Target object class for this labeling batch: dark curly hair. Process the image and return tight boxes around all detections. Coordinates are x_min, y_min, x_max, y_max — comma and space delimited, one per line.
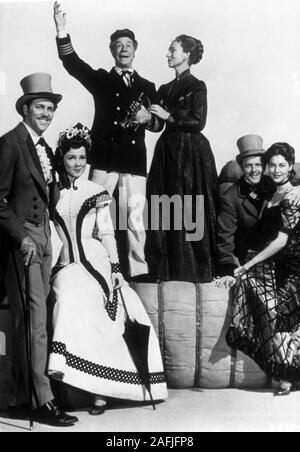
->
175, 35, 204, 65
55, 122, 91, 190
263, 142, 296, 179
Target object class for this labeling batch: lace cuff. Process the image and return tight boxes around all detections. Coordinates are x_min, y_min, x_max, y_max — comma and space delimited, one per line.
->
111, 263, 121, 274
96, 191, 112, 209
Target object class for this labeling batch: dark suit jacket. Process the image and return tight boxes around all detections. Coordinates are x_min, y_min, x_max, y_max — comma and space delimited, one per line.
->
56, 35, 163, 177
217, 176, 275, 276
0, 122, 59, 249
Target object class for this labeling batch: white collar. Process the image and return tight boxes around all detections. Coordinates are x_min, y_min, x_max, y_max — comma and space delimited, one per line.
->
23, 122, 43, 146
114, 67, 134, 75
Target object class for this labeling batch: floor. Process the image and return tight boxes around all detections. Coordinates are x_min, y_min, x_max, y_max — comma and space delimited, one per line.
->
1, 388, 300, 432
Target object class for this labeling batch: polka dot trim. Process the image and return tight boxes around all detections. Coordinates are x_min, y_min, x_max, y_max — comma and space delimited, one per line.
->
51, 342, 166, 385
76, 193, 118, 321
105, 290, 119, 322
96, 191, 112, 208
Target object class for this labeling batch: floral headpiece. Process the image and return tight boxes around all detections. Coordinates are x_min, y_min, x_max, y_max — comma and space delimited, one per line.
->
58, 124, 92, 149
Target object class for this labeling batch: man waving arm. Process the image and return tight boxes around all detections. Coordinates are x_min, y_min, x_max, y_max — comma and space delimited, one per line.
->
53, 1, 101, 93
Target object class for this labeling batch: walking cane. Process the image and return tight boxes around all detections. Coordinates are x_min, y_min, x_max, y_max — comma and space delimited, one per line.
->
24, 265, 34, 431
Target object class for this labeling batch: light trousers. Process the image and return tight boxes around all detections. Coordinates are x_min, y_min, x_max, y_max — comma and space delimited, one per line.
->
92, 169, 148, 277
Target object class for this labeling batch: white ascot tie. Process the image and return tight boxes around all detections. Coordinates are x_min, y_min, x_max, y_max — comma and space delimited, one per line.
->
35, 138, 53, 184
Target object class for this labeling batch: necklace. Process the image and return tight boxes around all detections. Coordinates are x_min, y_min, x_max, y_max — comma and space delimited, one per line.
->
276, 178, 291, 187
277, 181, 293, 194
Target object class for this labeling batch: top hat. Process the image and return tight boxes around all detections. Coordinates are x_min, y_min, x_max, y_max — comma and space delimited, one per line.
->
16, 73, 63, 116
236, 134, 265, 165
110, 29, 136, 43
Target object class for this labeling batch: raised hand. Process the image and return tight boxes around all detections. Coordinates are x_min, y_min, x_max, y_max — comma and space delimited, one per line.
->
53, 1, 66, 32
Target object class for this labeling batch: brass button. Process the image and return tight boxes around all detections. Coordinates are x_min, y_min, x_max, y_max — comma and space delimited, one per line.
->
114, 121, 118, 126
132, 140, 136, 145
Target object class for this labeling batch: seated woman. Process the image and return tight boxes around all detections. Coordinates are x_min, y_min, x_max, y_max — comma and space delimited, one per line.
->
227, 142, 300, 396
48, 124, 168, 414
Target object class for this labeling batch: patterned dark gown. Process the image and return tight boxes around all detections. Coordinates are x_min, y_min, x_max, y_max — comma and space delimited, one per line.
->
146, 70, 218, 283
226, 199, 300, 382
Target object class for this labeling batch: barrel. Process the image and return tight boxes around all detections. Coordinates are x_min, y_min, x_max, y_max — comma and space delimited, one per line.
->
132, 282, 267, 389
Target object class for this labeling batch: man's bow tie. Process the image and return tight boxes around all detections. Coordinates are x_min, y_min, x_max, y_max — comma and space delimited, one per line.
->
36, 137, 47, 147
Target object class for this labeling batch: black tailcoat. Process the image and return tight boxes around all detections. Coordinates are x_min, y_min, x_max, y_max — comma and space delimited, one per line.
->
0, 122, 59, 247
0, 122, 59, 297
0, 122, 59, 405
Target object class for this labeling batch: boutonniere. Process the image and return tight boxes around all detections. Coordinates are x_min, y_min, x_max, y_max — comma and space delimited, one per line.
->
250, 191, 258, 200
36, 146, 53, 184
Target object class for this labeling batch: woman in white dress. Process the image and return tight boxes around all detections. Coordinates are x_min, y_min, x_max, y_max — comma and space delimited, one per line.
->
48, 124, 167, 415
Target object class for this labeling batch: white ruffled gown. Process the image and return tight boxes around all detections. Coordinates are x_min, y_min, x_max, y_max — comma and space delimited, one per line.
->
48, 179, 168, 402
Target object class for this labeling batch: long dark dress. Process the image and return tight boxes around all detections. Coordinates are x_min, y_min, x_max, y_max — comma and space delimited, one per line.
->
226, 198, 300, 382
145, 70, 218, 283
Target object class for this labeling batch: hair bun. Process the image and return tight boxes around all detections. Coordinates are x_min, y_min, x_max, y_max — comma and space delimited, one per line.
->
175, 35, 204, 66
192, 39, 204, 65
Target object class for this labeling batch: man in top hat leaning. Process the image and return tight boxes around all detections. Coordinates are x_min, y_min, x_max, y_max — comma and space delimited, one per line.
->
53, 2, 163, 280
216, 134, 300, 289
0, 72, 78, 426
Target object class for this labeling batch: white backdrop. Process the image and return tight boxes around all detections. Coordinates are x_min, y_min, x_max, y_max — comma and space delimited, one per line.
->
0, 0, 300, 173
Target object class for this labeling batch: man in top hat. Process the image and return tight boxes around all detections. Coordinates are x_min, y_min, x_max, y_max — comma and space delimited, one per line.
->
53, 2, 163, 280
216, 134, 300, 288
0, 72, 78, 426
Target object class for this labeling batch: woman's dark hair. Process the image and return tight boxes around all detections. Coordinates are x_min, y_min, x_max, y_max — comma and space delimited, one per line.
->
263, 142, 296, 179
55, 122, 91, 189
175, 35, 204, 65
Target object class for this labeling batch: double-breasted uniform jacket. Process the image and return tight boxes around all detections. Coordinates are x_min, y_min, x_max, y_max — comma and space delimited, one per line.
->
217, 175, 275, 276
56, 35, 163, 177
0, 122, 59, 250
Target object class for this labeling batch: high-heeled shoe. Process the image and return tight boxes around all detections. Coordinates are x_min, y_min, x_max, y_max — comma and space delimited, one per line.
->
88, 404, 107, 416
